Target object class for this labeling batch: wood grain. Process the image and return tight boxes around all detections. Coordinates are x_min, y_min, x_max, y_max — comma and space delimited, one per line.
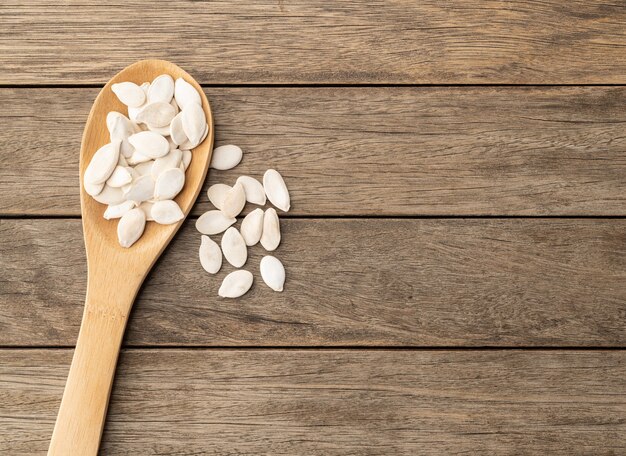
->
1, 349, 624, 455
1, 87, 626, 216
1, 218, 624, 347
2, 1, 626, 84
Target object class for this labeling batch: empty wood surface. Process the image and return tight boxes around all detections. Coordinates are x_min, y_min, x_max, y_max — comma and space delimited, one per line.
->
1, 87, 626, 216
1, 349, 624, 455
2, 218, 624, 347
2, 1, 626, 84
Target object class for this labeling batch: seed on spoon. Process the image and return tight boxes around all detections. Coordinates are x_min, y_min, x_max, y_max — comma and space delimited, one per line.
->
154, 167, 185, 200
147, 74, 174, 104
237, 176, 266, 205
260, 208, 281, 251
136, 101, 176, 128
128, 131, 169, 158
207, 183, 231, 210
221, 181, 246, 218
182, 150, 192, 170
138, 201, 154, 221
240, 208, 264, 246
84, 181, 104, 197
199, 235, 222, 274
210, 144, 242, 170
84, 141, 121, 185
93, 185, 126, 205
218, 270, 253, 298
151, 200, 184, 224
260, 255, 285, 292
123, 174, 155, 203
263, 169, 290, 212
103, 200, 136, 220
221, 227, 247, 267
169, 112, 187, 145
112, 82, 145, 108
182, 102, 206, 146
196, 210, 236, 235
106, 166, 133, 188
174, 77, 201, 110
117, 208, 146, 248
151, 149, 182, 178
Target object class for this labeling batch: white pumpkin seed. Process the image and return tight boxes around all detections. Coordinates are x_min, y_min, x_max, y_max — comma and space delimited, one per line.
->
221, 227, 247, 267
123, 174, 155, 203
240, 208, 264, 246
237, 176, 266, 205
174, 77, 201, 110
84, 180, 104, 197
182, 150, 192, 170
147, 74, 174, 104
147, 123, 171, 136
263, 169, 290, 212
218, 270, 253, 298
111, 82, 145, 108
181, 102, 206, 146
151, 149, 182, 179
84, 141, 121, 185
120, 139, 135, 158
138, 201, 154, 221
136, 101, 176, 128
195, 210, 236, 235
207, 183, 231, 210
260, 256, 285, 292
106, 111, 126, 132
210, 144, 242, 170
106, 166, 133, 187
151, 200, 184, 224
127, 149, 152, 165
221, 181, 246, 218
128, 131, 169, 158
260, 208, 281, 251
117, 208, 146, 248
92, 185, 125, 205
169, 112, 187, 145
154, 167, 185, 200
134, 160, 154, 176
109, 115, 136, 142
103, 200, 135, 220
128, 83, 150, 122
199, 235, 222, 274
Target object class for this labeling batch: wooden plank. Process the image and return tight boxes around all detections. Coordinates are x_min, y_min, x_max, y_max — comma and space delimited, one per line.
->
1, 218, 624, 347
1, 349, 624, 454
1, 87, 626, 216
2, 1, 626, 84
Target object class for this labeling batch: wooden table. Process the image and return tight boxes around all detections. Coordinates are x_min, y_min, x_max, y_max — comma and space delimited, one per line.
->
1, 2, 625, 454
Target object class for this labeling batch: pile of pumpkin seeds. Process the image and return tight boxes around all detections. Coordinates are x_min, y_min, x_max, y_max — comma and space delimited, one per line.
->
198, 146, 289, 297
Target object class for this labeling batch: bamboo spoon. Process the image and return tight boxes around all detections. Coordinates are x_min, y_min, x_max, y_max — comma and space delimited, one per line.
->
48, 60, 213, 455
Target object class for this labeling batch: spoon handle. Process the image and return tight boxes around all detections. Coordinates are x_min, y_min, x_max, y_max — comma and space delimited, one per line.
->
48, 299, 129, 455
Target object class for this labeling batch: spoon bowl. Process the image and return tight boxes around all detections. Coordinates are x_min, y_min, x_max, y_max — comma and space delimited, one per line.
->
48, 59, 213, 455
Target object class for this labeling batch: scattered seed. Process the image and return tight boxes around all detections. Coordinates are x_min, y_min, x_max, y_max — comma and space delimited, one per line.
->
195, 210, 236, 235
237, 176, 266, 205
218, 270, 253, 298
221, 227, 247, 267
221, 181, 246, 218
263, 169, 290, 212
151, 200, 184, 224
240, 208, 264, 246
210, 144, 242, 170
154, 167, 185, 200
199, 235, 222, 274
112, 82, 145, 108
260, 208, 281, 251
207, 183, 231, 210
260, 255, 285, 292
117, 208, 146, 248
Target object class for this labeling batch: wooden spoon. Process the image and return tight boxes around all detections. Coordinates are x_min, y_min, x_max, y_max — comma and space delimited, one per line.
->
48, 60, 213, 455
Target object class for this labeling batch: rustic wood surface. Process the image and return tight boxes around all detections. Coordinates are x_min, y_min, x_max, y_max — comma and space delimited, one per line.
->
2, 1, 626, 84
1, 218, 624, 347
1, 349, 624, 455
1, 87, 626, 216
1, 1, 625, 454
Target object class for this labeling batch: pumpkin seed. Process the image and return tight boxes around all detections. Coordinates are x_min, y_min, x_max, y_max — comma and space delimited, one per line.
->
120, 139, 135, 158
103, 200, 135, 220
127, 149, 152, 165
221, 181, 246, 218
151, 200, 184, 224
260, 208, 280, 251
263, 169, 290, 212
195, 210, 236, 235
138, 201, 154, 221
210, 144, 242, 170
109, 115, 136, 142
182, 102, 206, 146
117, 208, 146, 248
84, 141, 121, 185
111, 82, 145, 108
136, 101, 176, 128
207, 183, 231, 210
152, 149, 182, 179
154, 167, 185, 200
182, 150, 192, 170
106, 166, 133, 187
199, 235, 222, 274
128, 131, 169, 158
260, 255, 285, 292
237, 175, 266, 205
221, 227, 247, 267
240, 208, 264, 246
218, 270, 253, 298
147, 123, 172, 136
134, 160, 154, 176
123, 174, 155, 203
84, 180, 104, 197
174, 77, 201, 110
147, 74, 174, 104
169, 112, 187, 145
92, 184, 125, 205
